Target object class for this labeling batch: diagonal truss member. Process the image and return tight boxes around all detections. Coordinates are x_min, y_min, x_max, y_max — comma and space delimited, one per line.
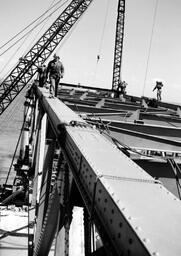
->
0, 0, 94, 115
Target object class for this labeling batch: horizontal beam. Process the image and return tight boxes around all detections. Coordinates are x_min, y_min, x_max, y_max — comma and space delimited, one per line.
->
36, 87, 181, 256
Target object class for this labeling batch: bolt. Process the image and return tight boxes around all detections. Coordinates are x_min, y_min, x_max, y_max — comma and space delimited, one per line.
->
135, 226, 141, 231
143, 238, 149, 243
153, 252, 159, 256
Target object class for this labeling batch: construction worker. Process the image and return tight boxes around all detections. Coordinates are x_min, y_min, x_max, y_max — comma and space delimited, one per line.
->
46, 54, 64, 97
153, 81, 163, 101
37, 64, 47, 87
117, 80, 127, 100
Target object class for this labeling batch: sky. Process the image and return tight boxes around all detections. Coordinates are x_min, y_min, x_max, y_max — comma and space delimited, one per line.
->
0, 0, 181, 103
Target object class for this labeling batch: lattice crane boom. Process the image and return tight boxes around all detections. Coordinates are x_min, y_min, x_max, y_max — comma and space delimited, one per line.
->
112, 0, 125, 90
0, 0, 94, 115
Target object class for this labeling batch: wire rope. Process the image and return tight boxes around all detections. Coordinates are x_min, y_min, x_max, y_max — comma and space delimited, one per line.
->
142, 0, 159, 97
0, 0, 66, 78
84, 116, 175, 161
0, 34, 30, 76
92, 0, 110, 86
24, 0, 59, 57
97, 0, 110, 58
0, 0, 66, 51
52, 1, 85, 54
0, 0, 68, 58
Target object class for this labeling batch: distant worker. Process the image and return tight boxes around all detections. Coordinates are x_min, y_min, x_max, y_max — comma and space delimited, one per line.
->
46, 54, 64, 97
117, 80, 127, 100
153, 81, 163, 101
37, 64, 47, 87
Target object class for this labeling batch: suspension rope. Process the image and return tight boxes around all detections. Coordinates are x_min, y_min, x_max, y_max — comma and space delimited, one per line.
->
142, 0, 159, 97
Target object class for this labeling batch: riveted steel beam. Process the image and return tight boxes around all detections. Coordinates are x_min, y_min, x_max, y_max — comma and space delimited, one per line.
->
34, 86, 181, 256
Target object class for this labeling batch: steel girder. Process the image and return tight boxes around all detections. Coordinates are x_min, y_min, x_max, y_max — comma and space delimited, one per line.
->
33, 86, 181, 256
0, 0, 94, 115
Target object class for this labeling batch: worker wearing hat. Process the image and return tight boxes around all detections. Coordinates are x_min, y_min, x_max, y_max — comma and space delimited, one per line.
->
153, 81, 163, 101
46, 54, 65, 97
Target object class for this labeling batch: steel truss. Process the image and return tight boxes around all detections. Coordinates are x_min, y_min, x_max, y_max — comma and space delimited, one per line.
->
0, 0, 94, 115
25, 85, 181, 256
112, 0, 125, 90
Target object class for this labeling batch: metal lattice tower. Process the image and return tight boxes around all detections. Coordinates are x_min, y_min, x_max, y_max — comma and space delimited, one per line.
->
0, 0, 94, 115
112, 0, 125, 90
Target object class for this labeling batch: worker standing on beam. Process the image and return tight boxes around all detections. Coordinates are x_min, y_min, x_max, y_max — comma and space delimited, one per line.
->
46, 54, 65, 97
116, 80, 127, 101
153, 81, 163, 101
37, 64, 47, 87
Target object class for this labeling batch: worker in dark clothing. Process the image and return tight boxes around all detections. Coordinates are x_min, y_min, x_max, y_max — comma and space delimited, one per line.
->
117, 80, 127, 100
37, 64, 47, 87
153, 81, 163, 101
46, 54, 65, 97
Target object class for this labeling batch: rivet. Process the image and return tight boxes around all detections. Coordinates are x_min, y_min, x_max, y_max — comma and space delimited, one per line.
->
119, 222, 123, 228
135, 226, 141, 231
118, 233, 121, 238
143, 238, 149, 243
153, 252, 159, 256
129, 238, 133, 244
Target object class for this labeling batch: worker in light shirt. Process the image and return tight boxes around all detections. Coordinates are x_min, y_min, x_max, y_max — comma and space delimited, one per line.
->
46, 54, 65, 97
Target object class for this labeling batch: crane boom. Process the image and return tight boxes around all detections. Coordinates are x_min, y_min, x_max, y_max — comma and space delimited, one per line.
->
112, 0, 125, 90
0, 0, 94, 115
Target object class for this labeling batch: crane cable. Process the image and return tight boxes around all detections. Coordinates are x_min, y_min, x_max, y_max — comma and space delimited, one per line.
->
0, 35, 31, 76
97, 0, 110, 60
24, 0, 58, 56
54, 0, 88, 53
0, 0, 66, 52
0, 0, 66, 78
142, 0, 159, 97
92, 0, 110, 85
0, 0, 68, 79
0, 0, 68, 58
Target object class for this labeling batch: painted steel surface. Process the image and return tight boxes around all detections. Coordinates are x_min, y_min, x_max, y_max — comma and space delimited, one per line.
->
36, 86, 181, 255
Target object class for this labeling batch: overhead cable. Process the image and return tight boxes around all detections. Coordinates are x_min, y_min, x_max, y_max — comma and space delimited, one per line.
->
0, 0, 66, 51
0, 0, 68, 57
142, 0, 159, 97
